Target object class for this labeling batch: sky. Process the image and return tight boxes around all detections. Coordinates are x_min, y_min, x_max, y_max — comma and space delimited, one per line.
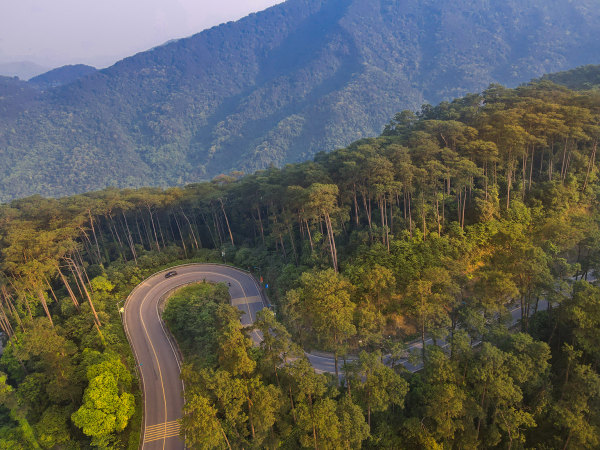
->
0, 0, 284, 69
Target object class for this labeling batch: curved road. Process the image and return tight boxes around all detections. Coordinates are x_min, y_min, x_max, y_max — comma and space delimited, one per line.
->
123, 264, 264, 450
123, 263, 554, 449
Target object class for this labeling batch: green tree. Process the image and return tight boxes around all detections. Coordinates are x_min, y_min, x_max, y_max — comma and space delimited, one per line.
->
552, 362, 600, 450
34, 406, 71, 449
0, 372, 40, 450
181, 393, 231, 450
565, 282, 600, 358
404, 267, 457, 360
293, 269, 356, 382
356, 350, 408, 428
297, 398, 340, 450
71, 366, 135, 448
336, 395, 370, 449
253, 308, 302, 385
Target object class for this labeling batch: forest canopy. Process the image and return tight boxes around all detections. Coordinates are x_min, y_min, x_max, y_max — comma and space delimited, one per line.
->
0, 78, 599, 448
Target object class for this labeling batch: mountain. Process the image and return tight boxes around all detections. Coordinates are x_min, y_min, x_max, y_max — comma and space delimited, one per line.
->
1, 0, 600, 202
28, 64, 97, 90
0, 61, 51, 80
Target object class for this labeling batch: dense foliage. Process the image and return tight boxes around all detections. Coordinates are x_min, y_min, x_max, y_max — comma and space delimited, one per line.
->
0, 78, 600, 448
162, 283, 231, 368
538, 64, 600, 91
2, 0, 600, 201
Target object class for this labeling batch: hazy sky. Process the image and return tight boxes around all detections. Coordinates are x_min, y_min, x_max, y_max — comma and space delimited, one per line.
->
0, 0, 283, 69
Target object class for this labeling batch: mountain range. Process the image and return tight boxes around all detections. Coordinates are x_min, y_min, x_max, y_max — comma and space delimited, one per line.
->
1, 0, 600, 202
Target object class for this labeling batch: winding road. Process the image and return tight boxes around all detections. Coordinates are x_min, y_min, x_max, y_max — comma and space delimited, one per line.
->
123, 264, 265, 450
123, 263, 553, 449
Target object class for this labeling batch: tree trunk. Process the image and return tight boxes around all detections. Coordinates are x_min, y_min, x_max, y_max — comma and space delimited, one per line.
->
583, 139, 597, 191
435, 189, 441, 236
132, 212, 144, 249
334, 348, 339, 387
256, 206, 265, 244
157, 215, 167, 249
506, 164, 512, 209
462, 186, 467, 228
384, 198, 390, 252
190, 213, 203, 248
139, 209, 153, 250
173, 213, 188, 258
213, 210, 224, 246
201, 212, 219, 248
106, 216, 125, 262
380, 197, 386, 245
305, 219, 314, 252
325, 214, 338, 272
75, 250, 94, 292
540, 145, 545, 178
36, 290, 53, 327
442, 182, 446, 225
421, 190, 426, 240
408, 190, 412, 238
529, 145, 535, 189
218, 423, 233, 450
563, 429, 572, 450
69, 259, 103, 334
88, 210, 103, 265
560, 139, 568, 180
122, 213, 138, 265
219, 199, 235, 246
147, 207, 161, 252
56, 266, 80, 310
353, 184, 360, 226
485, 162, 488, 200
1, 287, 25, 333
390, 198, 394, 236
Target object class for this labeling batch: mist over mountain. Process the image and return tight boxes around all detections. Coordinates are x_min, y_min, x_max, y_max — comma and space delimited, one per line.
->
1, 0, 600, 201
0, 61, 51, 80
28, 64, 97, 90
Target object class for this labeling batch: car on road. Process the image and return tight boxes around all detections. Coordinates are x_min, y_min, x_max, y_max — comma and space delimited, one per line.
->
165, 271, 178, 278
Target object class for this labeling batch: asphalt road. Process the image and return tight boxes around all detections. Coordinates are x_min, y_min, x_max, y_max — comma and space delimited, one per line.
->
123, 263, 557, 449
123, 264, 264, 450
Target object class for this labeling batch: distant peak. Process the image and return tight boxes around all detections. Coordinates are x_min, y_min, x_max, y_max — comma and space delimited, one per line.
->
28, 64, 97, 89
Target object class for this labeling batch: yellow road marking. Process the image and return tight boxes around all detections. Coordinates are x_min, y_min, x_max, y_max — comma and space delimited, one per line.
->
231, 295, 261, 306
144, 423, 180, 438
140, 278, 177, 450
144, 420, 180, 443
144, 431, 181, 443
145, 431, 180, 440
146, 425, 179, 434
137, 269, 262, 449
145, 420, 179, 432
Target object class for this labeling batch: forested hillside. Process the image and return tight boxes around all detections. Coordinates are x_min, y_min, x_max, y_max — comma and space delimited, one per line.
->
539, 64, 600, 91
1, 0, 600, 201
0, 79, 599, 448
28, 65, 97, 90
